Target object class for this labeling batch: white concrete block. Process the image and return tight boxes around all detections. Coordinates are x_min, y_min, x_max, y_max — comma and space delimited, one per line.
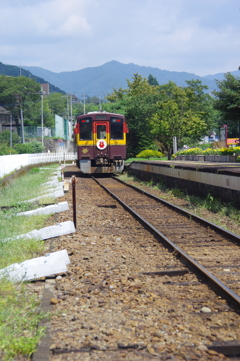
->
42, 179, 63, 187
23, 186, 64, 203
0, 250, 70, 282
2, 221, 76, 242
38, 221, 76, 239
17, 202, 69, 216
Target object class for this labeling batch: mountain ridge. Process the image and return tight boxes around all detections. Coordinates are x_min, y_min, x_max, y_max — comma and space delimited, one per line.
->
0, 62, 66, 94
11, 60, 240, 97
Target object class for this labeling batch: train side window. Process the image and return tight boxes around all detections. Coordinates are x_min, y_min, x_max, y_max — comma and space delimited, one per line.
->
110, 117, 123, 140
80, 118, 92, 140
97, 124, 106, 139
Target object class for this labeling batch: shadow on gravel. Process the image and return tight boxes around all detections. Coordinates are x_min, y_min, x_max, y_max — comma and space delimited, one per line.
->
64, 170, 87, 178
91, 174, 112, 179
97, 204, 117, 208
64, 171, 114, 179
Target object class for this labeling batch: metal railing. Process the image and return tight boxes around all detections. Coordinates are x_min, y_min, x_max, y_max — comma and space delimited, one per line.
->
0, 153, 77, 178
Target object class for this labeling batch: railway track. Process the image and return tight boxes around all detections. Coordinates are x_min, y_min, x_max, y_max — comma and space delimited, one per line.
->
46, 167, 240, 360
93, 176, 240, 310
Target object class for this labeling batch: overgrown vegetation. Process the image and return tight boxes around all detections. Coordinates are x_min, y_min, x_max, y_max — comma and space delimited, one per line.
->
14, 140, 44, 154
0, 164, 58, 360
0, 166, 54, 207
0, 130, 44, 155
0, 280, 46, 361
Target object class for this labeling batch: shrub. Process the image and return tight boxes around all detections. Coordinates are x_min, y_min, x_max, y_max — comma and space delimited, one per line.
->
14, 143, 33, 154
174, 146, 240, 157
14, 140, 44, 154
0, 130, 20, 146
30, 140, 44, 153
136, 149, 164, 159
0, 143, 17, 155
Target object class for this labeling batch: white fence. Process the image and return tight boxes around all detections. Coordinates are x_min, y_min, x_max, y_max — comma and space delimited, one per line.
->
0, 153, 77, 178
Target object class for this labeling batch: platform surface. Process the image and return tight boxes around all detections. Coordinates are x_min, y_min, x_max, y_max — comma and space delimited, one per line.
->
126, 160, 240, 177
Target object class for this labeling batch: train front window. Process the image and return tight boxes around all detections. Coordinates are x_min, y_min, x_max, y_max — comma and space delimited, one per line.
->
97, 124, 106, 139
110, 117, 123, 140
80, 118, 92, 140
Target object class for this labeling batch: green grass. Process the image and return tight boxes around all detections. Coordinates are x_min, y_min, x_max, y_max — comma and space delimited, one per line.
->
0, 213, 49, 240
0, 237, 45, 269
0, 280, 46, 361
184, 193, 240, 221
0, 164, 59, 360
0, 165, 57, 207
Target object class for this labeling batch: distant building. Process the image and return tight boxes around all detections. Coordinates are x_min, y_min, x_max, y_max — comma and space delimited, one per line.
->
55, 114, 73, 140
0, 106, 17, 132
72, 95, 81, 104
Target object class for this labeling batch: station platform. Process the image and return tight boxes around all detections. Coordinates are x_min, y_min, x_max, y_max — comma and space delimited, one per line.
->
126, 160, 240, 204
142, 160, 240, 175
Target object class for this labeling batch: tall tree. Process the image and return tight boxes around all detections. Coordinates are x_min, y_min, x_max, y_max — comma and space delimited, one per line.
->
148, 74, 159, 86
213, 73, 240, 138
0, 75, 41, 127
123, 74, 162, 156
185, 80, 216, 129
47, 93, 67, 118
106, 76, 215, 158
150, 83, 209, 158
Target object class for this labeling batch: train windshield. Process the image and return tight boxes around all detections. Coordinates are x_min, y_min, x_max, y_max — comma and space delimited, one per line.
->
97, 124, 106, 139
80, 118, 92, 140
110, 117, 124, 140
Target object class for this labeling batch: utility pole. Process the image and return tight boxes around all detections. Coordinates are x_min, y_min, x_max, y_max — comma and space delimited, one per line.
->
173, 136, 177, 154
70, 94, 73, 123
10, 113, 12, 148
41, 92, 44, 146
82, 94, 86, 114
238, 67, 240, 146
40, 90, 46, 147
66, 95, 69, 120
20, 108, 25, 143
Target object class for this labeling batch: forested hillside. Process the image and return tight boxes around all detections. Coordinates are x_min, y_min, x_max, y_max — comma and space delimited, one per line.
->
0, 62, 65, 94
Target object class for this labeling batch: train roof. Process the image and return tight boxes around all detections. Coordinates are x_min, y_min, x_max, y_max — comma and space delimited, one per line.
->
77, 111, 125, 118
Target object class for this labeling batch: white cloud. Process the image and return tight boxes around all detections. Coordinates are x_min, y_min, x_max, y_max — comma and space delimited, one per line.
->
0, 0, 239, 75
0, 0, 91, 43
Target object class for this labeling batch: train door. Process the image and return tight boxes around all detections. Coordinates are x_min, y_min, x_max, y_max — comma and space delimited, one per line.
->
94, 122, 109, 154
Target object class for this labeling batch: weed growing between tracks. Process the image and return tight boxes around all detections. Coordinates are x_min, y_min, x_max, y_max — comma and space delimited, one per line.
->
0, 164, 58, 360
118, 173, 240, 235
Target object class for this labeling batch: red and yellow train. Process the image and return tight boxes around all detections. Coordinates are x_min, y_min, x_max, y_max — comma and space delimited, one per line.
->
74, 111, 128, 173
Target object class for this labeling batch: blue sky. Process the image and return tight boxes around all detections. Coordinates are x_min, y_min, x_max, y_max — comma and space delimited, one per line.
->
0, 0, 240, 76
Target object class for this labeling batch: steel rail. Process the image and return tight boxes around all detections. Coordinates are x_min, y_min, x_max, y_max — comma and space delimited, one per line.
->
113, 176, 240, 245
93, 176, 240, 311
